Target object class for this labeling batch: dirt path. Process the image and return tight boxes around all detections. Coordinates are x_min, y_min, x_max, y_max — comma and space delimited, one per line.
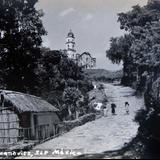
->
17, 83, 145, 159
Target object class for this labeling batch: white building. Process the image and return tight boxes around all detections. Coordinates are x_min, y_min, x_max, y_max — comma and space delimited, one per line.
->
64, 30, 96, 69
65, 29, 76, 59
77, 52, 96, 69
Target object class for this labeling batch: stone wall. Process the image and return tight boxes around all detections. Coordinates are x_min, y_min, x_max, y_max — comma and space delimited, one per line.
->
59, 113, 96, 133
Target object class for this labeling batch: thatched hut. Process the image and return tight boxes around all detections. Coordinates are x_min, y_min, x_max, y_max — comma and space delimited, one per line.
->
0, 90, 61, 144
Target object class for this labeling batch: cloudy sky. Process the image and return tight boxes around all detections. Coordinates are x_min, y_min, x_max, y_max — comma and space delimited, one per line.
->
37, 0, 148, 71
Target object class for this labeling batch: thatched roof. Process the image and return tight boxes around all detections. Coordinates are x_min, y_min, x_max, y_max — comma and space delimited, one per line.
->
0, 90, 59, 113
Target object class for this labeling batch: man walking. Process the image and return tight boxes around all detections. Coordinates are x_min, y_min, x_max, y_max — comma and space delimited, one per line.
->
111, 103, 117, 115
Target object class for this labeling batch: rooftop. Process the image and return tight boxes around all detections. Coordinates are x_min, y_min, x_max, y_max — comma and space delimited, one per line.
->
0, 90, 59, 113
67, 29, 75, 38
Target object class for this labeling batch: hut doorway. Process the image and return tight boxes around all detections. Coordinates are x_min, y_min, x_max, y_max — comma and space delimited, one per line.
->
0, 109, 20, 144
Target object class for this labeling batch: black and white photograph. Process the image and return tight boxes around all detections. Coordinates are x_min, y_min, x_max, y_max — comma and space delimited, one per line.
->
0, 0, 160, 159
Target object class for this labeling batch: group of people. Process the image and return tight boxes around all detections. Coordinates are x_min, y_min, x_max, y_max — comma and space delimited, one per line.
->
102, 102, 130, 117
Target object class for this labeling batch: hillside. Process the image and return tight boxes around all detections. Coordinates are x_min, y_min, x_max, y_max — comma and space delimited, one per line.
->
85, 69, 123, 82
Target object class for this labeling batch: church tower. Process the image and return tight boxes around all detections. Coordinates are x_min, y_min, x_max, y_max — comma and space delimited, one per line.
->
66, 29, 76, 59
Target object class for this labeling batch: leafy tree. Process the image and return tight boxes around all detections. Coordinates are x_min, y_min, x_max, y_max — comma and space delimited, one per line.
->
37, 49, 89, 94
62, 87, 83, 120
0, 0, 46, 93
107, 2, 160, 87
36, 49, 93, 120
106, 34, 135, 85
107, 34, 133, 64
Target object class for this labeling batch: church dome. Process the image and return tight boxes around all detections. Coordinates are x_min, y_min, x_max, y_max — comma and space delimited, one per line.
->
67, 30, 75, 38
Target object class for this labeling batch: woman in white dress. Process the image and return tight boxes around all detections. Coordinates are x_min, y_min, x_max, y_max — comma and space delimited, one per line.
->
125, 102, 130, 114
103, 106, 109, 117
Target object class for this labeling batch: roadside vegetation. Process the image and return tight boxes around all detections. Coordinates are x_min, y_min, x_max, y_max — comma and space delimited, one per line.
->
106, 1, 160, 157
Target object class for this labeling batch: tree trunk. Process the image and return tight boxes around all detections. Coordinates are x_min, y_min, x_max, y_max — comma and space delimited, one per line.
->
68, 106, 72, 117
75, 111, 79, 119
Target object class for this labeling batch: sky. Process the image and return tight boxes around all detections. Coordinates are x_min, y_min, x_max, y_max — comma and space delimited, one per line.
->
36, 0, 148, 71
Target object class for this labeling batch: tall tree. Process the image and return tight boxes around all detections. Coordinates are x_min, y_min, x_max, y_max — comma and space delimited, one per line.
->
106, 34, 135, 85
0, 0, 46, 93
62, 87, 83, 120
107, 2, 160, 87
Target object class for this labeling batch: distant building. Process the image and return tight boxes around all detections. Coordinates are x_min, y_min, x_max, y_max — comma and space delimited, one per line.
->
64, 30, 96, 69
77, 52, 96, 69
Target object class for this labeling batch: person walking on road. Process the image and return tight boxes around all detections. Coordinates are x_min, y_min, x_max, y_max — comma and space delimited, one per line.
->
125, 102, 130, 114
103, 106, 109, 117
111, 103, 117, 115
